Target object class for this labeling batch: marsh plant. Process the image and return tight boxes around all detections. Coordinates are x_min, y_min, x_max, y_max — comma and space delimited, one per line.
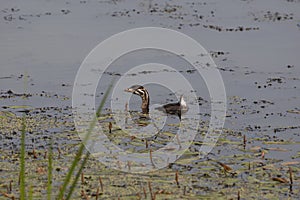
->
18, 82, 113, 200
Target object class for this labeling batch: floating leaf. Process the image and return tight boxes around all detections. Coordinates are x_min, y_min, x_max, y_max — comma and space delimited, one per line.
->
8, 105, 32, 109
281, 161, 300, 166
267, 147, 289, 152
272, 177, 289, 183
217, 161, 232, 171
287, 110, 300, 114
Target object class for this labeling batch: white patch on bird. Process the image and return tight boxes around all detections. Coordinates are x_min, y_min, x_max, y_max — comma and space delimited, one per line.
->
136, 89, 145, 95
180, 96, 187, 107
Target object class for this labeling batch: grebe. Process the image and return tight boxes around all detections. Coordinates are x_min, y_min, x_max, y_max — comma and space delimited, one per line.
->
124, 85, 188, 119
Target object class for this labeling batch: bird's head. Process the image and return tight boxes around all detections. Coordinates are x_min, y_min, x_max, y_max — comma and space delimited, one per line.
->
124, 85, 148, 98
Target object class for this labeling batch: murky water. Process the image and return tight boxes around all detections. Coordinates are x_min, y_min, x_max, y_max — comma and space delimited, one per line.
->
1, 0, 299, 199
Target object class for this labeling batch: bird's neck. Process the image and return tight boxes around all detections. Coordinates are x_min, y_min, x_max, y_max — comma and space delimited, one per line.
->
140, 90, 150, 114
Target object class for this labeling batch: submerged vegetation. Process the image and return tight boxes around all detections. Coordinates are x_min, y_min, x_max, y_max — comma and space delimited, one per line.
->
0, 89, 299, 199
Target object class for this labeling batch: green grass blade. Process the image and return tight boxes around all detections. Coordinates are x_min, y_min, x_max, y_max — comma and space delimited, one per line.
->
28, 185, 33, 200
47, 141, 53, 200
20, 115, 26, 200
65, 152, 90, 200
56, 80, 114, 200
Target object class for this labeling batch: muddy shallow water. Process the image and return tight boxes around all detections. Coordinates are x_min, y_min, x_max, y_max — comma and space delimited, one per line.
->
1, 0, 300, 199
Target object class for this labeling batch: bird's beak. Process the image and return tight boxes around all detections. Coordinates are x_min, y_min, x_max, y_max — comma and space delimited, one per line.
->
124, 88, 133, 93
